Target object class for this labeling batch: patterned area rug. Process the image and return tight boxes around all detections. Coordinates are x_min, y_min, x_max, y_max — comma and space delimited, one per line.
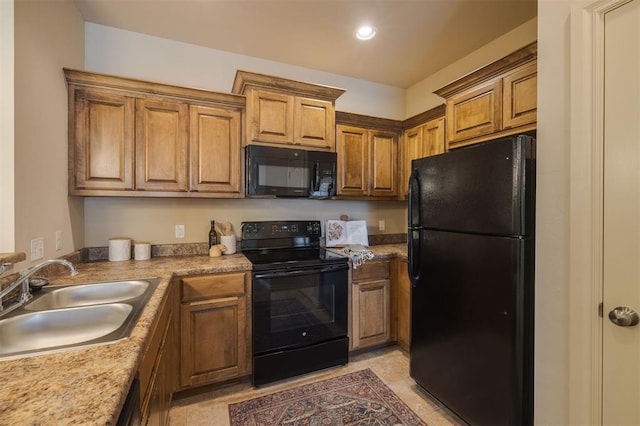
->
228, 368, 426, 425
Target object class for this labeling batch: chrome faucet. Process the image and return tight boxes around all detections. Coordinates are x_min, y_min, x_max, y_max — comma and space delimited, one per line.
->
0, 259, 78, 317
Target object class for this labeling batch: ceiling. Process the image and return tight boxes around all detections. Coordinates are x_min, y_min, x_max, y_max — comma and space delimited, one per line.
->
72, 0, 537, 89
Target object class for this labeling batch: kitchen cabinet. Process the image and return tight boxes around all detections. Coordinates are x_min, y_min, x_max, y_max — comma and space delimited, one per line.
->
189, 105, 242, 194
65, 68, 245, 198
335, 112, 402, 199
232, 70, 345, 151
350, 259, 392, 351
179, 272, 250, 388
69, 87, 135, 191
435, 42, 537, 149
396, 258, 411, 352
399, 105, 446, 199
135, 98, 189, 192
139, 278, 176, 426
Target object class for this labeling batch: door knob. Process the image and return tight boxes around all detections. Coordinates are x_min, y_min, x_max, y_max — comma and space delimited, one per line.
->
608, 306, 640, 327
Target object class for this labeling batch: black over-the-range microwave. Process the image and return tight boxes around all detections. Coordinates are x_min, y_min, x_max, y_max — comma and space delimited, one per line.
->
246, 145, 337, 198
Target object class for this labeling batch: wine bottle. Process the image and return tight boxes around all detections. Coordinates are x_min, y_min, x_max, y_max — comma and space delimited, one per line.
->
209, 220, 218, 247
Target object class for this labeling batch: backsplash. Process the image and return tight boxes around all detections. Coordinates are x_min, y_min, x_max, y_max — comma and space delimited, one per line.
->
83, 233, 407, 261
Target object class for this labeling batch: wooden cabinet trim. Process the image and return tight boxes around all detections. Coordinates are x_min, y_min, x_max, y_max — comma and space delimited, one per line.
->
335, 111, 402, 132
434, 41, 537, 98
64, 68, 246, 108
402, 104, 446, 130
231, 69, 345, 102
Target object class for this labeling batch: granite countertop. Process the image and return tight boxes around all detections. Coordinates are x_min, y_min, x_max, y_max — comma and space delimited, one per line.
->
0, 244, 406, 424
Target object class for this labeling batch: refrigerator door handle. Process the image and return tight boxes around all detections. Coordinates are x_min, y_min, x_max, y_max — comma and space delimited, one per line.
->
408, 168, 422, 285
408, 168, 421, 229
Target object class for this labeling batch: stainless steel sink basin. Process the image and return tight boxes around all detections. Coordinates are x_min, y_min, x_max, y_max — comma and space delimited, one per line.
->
0, 277, 159, 360
0, 304, 132, 357
25, 280, 150, 311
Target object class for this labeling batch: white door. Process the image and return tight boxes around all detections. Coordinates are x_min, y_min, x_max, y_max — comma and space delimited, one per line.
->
603, 0, 640, 423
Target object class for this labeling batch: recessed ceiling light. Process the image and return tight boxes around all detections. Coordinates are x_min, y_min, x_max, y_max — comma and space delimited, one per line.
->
355, 25, 376, 41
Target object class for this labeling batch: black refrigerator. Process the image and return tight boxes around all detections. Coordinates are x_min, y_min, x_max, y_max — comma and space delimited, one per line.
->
408, 134, 535, 426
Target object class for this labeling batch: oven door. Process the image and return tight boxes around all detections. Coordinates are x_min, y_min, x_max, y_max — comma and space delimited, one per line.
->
252, 263, 348, 354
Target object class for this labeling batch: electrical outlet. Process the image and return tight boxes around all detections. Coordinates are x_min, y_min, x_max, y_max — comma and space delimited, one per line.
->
30, 238, 44, 261
55, 230, 63, 251
175, 224, 185, 239
378, 220, 386, 231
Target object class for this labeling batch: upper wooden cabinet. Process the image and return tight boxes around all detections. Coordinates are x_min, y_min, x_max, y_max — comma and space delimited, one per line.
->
65, 68, 245, 198
232, 70, 345, 151
399, 105, 446, 199
435, 42, 537, 149
335, 112, 401, 199
70, 87, 135, 191
135, 98, 189, 192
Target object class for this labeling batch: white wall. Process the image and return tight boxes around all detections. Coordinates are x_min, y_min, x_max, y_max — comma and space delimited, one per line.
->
0, 0, 15, 253
405, 18, 538, 117
14, 0, 84, 266
535, 1, 572, 424
83, 198, 406, 247
84, 23, 405, 120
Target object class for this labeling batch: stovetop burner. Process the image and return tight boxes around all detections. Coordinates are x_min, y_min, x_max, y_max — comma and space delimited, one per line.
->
241, 220, 348, 271
242, 246, 347, 271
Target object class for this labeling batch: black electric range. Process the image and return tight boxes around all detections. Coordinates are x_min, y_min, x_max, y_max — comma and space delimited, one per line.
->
240, 220, 350, 386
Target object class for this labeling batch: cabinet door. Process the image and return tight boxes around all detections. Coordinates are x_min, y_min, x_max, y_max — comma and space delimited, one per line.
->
294, 97, 335, 150
135, 98, 188, 192
336, 125, 368, 196
502, 61, 537, 130
401, 125, 425, 199
248, 90, 294, 145
351, 278, 391, 350
71, 88, 135, 191
446, 78, 502, 148
180, 296, 247, 387
189, 105, 242, 195
396, 259, 411, 352
369, 131, 397, 197
424, 117, 446, 157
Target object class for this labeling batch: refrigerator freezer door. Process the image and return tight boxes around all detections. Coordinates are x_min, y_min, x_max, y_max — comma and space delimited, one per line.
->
410, 230, 533, 425
411, 135, 535, 237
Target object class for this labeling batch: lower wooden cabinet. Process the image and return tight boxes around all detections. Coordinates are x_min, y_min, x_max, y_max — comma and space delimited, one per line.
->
350, 260, 392, 350
179, 272, 251, 388
139, 279, 176, 426
396, 258, 411, 352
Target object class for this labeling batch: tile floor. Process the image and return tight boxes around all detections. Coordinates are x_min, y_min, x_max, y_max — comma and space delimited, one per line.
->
169, 346, 465, 425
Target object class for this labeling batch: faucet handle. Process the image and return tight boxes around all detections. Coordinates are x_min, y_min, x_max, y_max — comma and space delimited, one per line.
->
0, 263, 12, 276
28, 277, 49, 293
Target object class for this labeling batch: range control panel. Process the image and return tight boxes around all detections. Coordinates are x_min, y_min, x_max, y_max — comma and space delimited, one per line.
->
241, 221, 322, 241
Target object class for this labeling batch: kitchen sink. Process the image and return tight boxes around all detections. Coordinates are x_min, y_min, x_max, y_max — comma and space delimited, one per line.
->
0, 278, 159, 360
25, 280, 150, 311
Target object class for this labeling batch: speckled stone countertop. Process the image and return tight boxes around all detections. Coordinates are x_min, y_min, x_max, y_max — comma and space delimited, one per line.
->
0, 253, 251, 426
0, 244, 406, 425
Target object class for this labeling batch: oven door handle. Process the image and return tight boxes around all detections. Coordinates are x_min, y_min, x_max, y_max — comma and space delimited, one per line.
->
254, 264, 348, 279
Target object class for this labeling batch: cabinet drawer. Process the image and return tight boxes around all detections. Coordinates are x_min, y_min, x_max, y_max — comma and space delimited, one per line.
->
352, 260, 390, 282
181, 272, 246, 302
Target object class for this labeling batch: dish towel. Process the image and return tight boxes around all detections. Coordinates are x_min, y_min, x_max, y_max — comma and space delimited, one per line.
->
342, 245, 374, 269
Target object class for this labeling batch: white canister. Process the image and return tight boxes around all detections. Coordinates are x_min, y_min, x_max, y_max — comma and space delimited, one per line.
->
108, 238, 131, 262
134, 242, 151, 260
220, 235, 236, 255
